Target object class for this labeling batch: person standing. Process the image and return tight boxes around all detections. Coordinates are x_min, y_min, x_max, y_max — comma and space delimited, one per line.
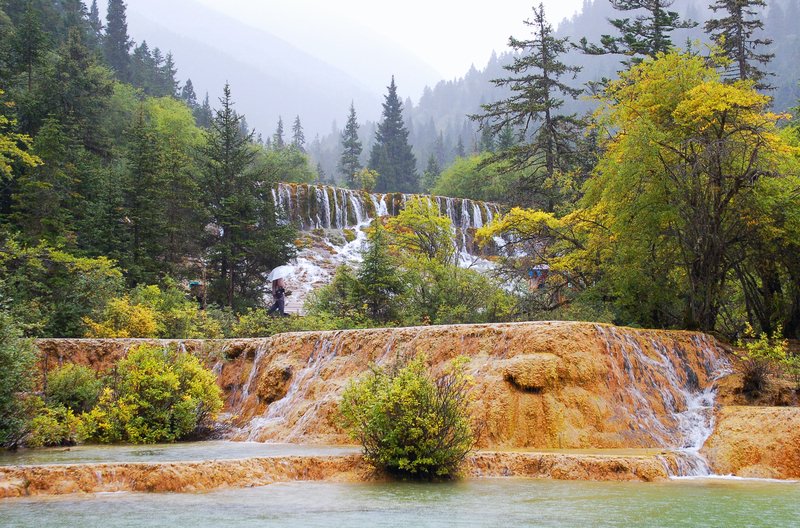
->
267, 277, 289, 316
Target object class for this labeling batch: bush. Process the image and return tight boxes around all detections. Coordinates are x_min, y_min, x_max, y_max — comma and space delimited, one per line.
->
339, 354, 476, 480
0, 311, 36, 447
27, 402, 83, 447
84, 283, 224, 339
737, 324, 790, 396
45, 364, 102, 414
81, 345, 223, 443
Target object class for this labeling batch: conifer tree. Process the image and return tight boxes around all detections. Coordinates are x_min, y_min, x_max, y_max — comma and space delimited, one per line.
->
421, 154, 441, 194
121, 107, 166, 284
454, 137, 465, 158
272, 116, 285, 149
12, 1, 48, 91
198, 84, 295, 308
291, 115, 305, 152
195, 92, 212, 128
181, 79, 198, 108
369, 76, 418, 193
357, 221, 404, 322
104, 0, 132, 81
475, 3, 583, 210
705, 0, 773, 89
338, 102, 363, 188
161, 51, 179, 97
88, 0, 103, 38
578, 0, 695, 64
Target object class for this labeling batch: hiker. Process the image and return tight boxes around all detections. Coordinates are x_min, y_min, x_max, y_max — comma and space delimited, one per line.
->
267, 277, 290, 316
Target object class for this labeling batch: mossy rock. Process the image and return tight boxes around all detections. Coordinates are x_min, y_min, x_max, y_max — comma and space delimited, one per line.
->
257, 366, 293, 404
342, 229, 357, 243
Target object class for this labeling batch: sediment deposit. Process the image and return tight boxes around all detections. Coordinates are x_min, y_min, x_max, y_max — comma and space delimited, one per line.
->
30, 321, 799, 484
1, 449, 679, 498
702, 406, 800, 479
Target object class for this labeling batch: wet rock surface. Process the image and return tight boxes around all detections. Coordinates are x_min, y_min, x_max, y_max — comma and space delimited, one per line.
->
702, 406, 800, 479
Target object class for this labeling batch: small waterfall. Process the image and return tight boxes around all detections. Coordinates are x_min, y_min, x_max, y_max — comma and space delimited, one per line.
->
240, 341, 270, 405
597, 326, 731, 477
243, 334, 343, 441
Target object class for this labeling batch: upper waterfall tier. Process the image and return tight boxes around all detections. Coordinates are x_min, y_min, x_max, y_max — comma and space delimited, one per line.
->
271, 182, 502, 232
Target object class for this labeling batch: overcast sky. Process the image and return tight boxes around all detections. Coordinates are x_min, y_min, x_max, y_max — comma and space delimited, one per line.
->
193, 0, 585, 81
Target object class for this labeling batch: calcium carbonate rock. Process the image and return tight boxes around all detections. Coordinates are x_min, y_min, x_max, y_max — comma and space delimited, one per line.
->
503, 353, 559, 391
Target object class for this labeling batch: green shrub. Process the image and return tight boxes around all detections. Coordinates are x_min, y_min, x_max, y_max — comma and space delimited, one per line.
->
339, 354, 476, 480
27, 402, 83, 447
81, 345, 223, 444
736, 324, 791, 395
232, 307, 372, 337
45, 364, 102, 414
0, 310, 36, 447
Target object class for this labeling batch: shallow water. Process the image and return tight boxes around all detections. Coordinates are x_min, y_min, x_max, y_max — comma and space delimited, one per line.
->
0, 441, 357, 466
2, 478, 798, 528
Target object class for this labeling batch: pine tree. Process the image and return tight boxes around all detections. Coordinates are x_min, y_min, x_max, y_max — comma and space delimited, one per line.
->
198, 84, 296, 308
273, 116, 285, 149
578, 0, 696, 64
454, 137, 465, 158
104, 0, 132, 81
195, 92, 213, 128
130, 41, 154, 92
181, 78, 198, 108
496, 124, 517, 151
88, 0, 103, 37
161, 51, 179, 97
12, 1, 48, 91
474, 3, 583, 211
291, 115, 305, 152
121, 106, 166, 284
369, 76, 418, 193
356, 221, 404, 322
338, 102, 363, 188
705, 0, 773, 89
421, 154, 441, 194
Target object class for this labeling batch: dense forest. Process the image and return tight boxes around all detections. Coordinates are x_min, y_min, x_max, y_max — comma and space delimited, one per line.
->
1, 0, 799, 345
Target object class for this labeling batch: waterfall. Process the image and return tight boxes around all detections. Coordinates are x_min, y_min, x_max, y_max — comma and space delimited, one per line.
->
596, 326, 731, 477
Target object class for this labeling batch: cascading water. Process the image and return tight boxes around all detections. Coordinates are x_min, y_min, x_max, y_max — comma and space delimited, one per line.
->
273, 183, 501, 236
596, 325, 732, 477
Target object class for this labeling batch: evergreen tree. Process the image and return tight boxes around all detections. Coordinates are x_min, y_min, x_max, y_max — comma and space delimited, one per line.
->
272, 116, 285, 149
104, 0, 132, 81
369, 76, 418, 193
454, 136, 465, 158
474, 3, 583, 211
130, 41, 154, 92
121, 106, 166, 284
88, 0, 103, 39
338, 102, 363, 188
578, 0, 696, 64
180, 78, 198, 108
11, 118, 83, 244
198, 84, 295, 308
705, 0, 773, 89
496, 124, 517, 151
11, 0, 48, 91
291, 115, 305, 151
38, 28, 114, 155
161, 51, 179, 97
195, 92, 213, 128
356, 221, 404, 322
421, 154, 441, 194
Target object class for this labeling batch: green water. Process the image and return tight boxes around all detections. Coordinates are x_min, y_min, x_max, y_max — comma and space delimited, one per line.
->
1, 478, 798, 527
0, 441, 357, 466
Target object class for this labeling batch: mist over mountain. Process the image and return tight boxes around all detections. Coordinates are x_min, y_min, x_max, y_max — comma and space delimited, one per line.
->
311, 0, 800, 183
119, 0, 387, 137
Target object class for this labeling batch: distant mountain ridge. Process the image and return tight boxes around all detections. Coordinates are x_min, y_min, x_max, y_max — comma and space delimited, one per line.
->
121, 0, 383, 136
